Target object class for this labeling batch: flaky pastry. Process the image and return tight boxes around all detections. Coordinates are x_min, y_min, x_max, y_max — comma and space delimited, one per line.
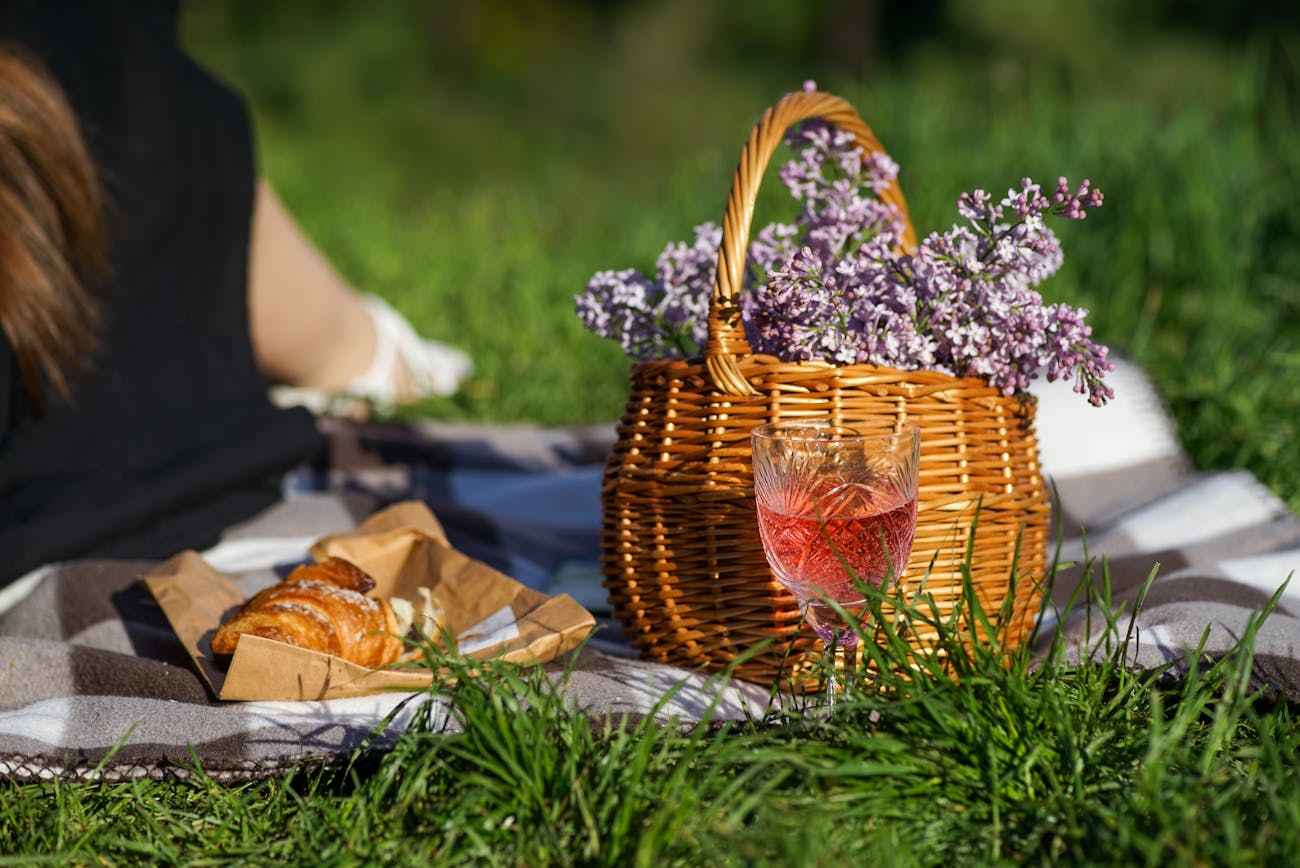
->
210, 556, 403, 668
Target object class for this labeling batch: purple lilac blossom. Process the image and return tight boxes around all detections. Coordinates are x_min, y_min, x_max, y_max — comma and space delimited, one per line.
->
576, 116, 1114, 405
574, 224, 720, 361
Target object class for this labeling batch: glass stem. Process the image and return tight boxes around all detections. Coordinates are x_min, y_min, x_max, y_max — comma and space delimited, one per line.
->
824, 627, 840, 709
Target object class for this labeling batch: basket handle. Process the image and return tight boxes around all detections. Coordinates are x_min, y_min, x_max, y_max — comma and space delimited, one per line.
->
704, 89, 918, 396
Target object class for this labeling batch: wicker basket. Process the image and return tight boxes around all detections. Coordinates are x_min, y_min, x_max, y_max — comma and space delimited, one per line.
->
600, 89, 1049, 688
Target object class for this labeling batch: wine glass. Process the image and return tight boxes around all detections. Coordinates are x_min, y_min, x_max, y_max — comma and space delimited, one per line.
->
751, 419, 921, 705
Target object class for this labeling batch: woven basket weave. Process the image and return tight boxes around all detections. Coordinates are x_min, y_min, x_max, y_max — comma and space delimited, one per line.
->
600, 89, 1049, 688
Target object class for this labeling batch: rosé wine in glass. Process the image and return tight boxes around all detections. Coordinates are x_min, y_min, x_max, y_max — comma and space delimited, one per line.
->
751, 420, 921, 705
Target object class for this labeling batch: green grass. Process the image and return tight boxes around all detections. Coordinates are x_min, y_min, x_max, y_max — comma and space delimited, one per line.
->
178, 0, 1294, 511
3, 2, 1298, 864
178, 0, 1299, 510
2, 568, 1297, 865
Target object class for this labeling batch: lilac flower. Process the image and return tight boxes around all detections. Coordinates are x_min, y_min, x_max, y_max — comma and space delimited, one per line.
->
576, 109, 1114, 405
574, 224, 720, 361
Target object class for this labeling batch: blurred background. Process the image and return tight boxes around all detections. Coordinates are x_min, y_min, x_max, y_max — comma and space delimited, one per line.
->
183, 0, 1299, 509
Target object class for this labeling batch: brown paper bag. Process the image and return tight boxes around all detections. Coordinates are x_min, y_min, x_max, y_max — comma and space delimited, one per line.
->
144, 501, 596, 701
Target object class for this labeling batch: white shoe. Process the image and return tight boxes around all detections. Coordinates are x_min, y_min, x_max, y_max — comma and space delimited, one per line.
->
270, 294, 473, 416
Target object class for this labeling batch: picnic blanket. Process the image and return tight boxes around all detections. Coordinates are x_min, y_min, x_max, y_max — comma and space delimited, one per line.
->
1, 358, 1296, 781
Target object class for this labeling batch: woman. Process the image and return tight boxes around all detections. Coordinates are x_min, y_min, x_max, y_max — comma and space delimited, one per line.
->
0, 1, 470, 587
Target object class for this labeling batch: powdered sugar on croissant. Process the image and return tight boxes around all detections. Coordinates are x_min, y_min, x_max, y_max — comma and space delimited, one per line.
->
211, 556, 403, 668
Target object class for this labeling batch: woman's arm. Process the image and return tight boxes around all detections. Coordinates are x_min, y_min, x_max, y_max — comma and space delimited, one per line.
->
246, 179, 377, 391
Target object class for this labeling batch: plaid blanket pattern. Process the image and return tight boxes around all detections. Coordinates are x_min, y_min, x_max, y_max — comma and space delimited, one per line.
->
0, 359, 1295, 780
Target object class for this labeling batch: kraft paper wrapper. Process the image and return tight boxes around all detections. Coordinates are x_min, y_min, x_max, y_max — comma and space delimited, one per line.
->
143, 501, 596, 702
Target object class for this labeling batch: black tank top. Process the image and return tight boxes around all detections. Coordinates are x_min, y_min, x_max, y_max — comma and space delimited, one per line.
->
0, 0, 322, 585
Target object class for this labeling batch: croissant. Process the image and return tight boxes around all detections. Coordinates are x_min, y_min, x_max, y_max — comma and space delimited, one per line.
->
210, 556, 403, 668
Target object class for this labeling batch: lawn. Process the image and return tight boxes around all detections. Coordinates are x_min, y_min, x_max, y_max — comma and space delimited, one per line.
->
179, 0, 1300, 512
1, 1, 1297, 864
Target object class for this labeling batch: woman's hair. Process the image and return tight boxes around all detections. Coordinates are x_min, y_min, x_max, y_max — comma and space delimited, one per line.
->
0, 44, 105, 413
